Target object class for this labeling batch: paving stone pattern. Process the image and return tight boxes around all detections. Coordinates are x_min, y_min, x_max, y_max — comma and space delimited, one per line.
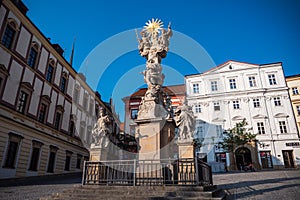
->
213, 169, 300, 200
0, 170, 299, 199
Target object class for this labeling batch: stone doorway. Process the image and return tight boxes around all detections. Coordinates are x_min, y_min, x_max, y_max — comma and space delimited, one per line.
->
235, 147, 252, 170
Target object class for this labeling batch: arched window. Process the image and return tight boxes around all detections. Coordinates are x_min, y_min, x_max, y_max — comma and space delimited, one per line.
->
1, 18, 18, 49
27, 42, 40, 68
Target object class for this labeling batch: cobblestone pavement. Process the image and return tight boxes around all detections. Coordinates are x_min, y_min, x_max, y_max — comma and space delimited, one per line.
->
213, 169, 300, 200
0, 173, 82, 200
0, 170, 299, 200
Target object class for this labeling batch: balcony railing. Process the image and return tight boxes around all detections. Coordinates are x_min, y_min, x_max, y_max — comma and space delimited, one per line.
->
82, 158, 213, 186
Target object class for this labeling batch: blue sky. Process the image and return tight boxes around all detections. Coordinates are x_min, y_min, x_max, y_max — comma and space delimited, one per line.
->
22, 0, 300, 120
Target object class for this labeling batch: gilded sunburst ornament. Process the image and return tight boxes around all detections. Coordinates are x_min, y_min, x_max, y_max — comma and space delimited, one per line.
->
144, 18, 163, 34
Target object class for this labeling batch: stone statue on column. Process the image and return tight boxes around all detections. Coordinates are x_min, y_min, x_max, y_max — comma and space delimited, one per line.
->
136, 19, 173, 119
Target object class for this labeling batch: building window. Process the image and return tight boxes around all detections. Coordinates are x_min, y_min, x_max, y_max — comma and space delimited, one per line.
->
64, 151, 73, 171
38, 103, 47, 123
16, 91, 29, 114
76, 154, 82, 169
47, 146, 58, 173
279, 121, 287, 133
27, 47, 38, 68
83, 94, 89, 111
268, 74, 277, 85
60, 77, 66, 93
69, 120, 75, 136
192, 83, 199, 94
248, 76, 257, 87
89, 100, 94, 115
196, 126, 204, 139
214, 102, 220, 111
80, 124, 85, 141
3, 133, 23, 168
54, 112, 62, 130
46, 64, 54, 83
274, 97, 281, 106
253, 98, 260, 108
1, 24, 16, 49
211, 81, 218, 91
233, 100, 240, 109
292, 87, 299, 95
257, 122, 265, 134
229, 79, 236, 89
297, 106, 300, 115
28, 140, 43, 171
0, 77, 3, 94
131, 109, 138, 119
195, 104, 201, 113
216, 125, 222, 137
73, 86, 79, 104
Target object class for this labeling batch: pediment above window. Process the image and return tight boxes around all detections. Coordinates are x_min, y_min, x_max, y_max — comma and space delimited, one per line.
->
253, 114, 267, 119
232, 116, 244, 121
274, 113, 289, 118
212, 117, 226, 122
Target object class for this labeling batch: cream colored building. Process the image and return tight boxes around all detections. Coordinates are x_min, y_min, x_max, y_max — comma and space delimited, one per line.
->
186, 61, 300, 170
286, 74, 300, 134
0, 0, 119, 179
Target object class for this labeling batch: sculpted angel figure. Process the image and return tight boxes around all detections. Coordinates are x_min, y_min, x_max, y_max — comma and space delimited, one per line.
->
160, 23, 173, 50
137, 29, 150, 56
91, 108, 112, 148
174, 100, 195, 141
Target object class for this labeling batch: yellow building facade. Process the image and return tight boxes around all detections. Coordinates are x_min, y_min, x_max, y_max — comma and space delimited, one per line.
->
286, 74, 300, 134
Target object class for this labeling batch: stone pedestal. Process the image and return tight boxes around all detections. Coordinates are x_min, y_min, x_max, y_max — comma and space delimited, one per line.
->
177, 140, 195, 159
135, 117, 175, 160
89, 145, 108, 161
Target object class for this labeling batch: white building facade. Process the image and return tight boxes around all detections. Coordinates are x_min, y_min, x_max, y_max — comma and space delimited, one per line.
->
186, 61, 300, 171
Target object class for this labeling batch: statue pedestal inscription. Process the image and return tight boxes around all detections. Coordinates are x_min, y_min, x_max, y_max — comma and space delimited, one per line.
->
89, 146, 108, 161
135, 118, 175, 160
177, 140, 195, 159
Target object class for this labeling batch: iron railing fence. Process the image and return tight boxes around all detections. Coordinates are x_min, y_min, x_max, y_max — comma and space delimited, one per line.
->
82, 158, 212, 186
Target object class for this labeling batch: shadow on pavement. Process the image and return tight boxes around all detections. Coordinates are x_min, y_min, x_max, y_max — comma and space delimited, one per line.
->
0, 172, 82, 187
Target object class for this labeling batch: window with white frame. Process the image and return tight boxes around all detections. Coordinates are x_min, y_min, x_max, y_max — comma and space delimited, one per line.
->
211, 81, 218, 91
192, 83, 199, 94
233, 100, 240, 109
248, 76, 257, 87
229, 79, 237, 89
273, 97, 281, 106
253, 98, 260, 108
257, 122, 265, 134
214, 102, 220, 111
279, 121, 287, 133
268, 74, 277, 85
292, 87, 299, 95
16, 91, 29, 114
297, 105, 300, 115
195, 104, 201, 113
